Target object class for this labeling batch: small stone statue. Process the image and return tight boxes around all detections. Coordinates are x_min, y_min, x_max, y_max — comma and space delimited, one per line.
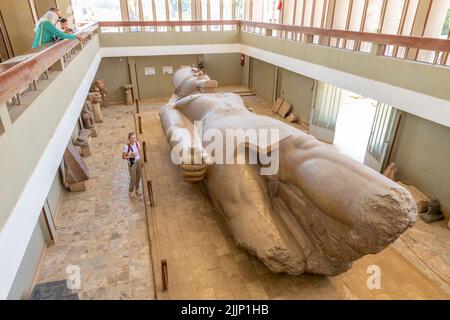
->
73, 129, 92, 157
383, 162, 399, 181
420, 199, 445, 223
123, 84, 134, 105
64, 143, 89, 192
93, 79, 107, 103
87, 93, 103, 123
81, 101, 95, 129
87, 92, 102, 104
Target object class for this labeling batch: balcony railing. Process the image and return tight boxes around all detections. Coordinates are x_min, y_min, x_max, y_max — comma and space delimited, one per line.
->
98, 20, 240, 33
0, 22, 99, 108
240, 21, 450, 66
1, 19, 449, 111
98, 20, 450, 66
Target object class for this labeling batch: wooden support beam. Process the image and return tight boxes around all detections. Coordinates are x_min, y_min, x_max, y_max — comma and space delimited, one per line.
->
161, 259, 168, 291
147, 180, 155, 207
143, 141, 147, 162
136, 99, 140, 114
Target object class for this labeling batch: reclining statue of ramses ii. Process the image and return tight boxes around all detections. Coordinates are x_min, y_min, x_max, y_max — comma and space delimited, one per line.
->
159, 67, 417, 276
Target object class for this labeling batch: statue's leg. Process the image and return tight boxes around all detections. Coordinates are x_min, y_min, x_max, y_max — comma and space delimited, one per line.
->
205, 162, 307, 275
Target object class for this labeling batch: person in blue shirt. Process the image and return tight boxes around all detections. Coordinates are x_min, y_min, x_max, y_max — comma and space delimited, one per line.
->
32, 9, 82, 49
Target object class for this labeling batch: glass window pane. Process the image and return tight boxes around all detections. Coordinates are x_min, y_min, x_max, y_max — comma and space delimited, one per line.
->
168, 0, 179, 21
263, 0, 278, 23
210, 0, 220, 30
223, 0, 232, 20
382, 0, 405, 34
236, 0, 245, 20
181, 0, 192, 20
313, 0, 326, 28
128, 0, 141, 21
202, 0, 208, 20
210, 0, 220, 20
155, 0, 167, 20
303, 0, 313, 26
142, 0, 154, 20
252, 0, 263, 22
364, 0, 384, 33
154, 0, 168, 31
441, 6, 450, 37
223, 0, 233, 30
282, 0, 294, 24
72, 0, 122, 24
294, 0, 303, 25
181, 0, 192, 31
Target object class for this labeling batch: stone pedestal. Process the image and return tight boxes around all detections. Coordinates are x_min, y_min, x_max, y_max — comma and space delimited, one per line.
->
90, 127, 97, 138
93, 103, 103, 123
80, 144, 92, 157
74, 129, 92, 157
68, 181, 86, 192
286, 113, 299, 123
123, 84, 134, 105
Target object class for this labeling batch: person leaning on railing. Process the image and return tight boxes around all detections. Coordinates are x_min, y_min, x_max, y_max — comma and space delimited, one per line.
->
59, 18, 74, 34
32, 9, 82, 48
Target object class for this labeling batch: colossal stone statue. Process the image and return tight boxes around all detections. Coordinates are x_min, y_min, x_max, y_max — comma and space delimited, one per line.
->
159, 68, 417, 276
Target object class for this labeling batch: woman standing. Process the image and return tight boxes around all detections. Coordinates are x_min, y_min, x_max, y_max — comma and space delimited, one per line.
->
32, 9, 82, 48
122, 132, 144, 198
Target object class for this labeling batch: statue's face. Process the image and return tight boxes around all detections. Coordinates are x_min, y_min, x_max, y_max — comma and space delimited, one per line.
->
194, 72, 207, 80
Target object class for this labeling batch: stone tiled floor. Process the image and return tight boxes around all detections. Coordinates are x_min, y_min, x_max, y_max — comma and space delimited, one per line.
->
138, 95, 450, 300
35, 104, 155, 300
393, 220, 450, 295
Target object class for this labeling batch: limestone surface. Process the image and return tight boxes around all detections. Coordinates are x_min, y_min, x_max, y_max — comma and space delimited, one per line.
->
158, 68, 418, 276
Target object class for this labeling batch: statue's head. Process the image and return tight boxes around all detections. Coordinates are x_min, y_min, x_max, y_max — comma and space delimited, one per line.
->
172, 67, 218, 98
87, 92, 102, 103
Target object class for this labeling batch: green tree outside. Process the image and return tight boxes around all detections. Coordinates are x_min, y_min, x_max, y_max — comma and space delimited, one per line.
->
442, 8, 450, 36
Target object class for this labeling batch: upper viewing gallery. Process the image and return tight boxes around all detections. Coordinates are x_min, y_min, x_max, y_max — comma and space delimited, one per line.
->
0, 0, 449, 304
